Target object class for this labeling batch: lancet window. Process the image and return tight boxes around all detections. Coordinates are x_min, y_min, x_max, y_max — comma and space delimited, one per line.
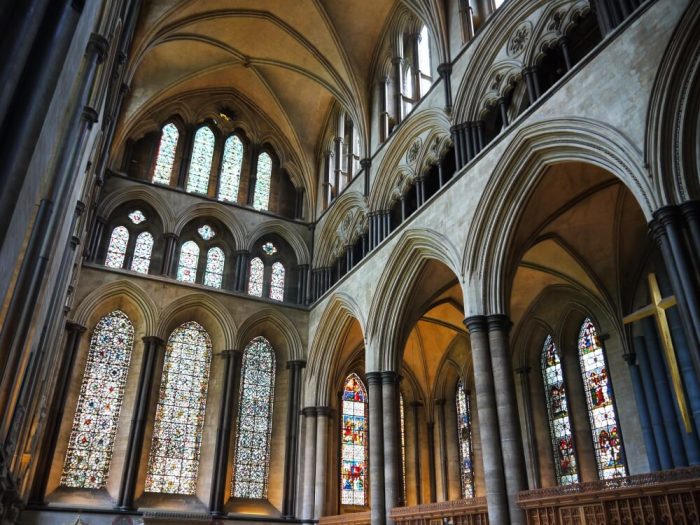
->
248, 257, 264, 297
456, 378, 475, 498
152, 122, 179, 185
186, 126, 216, 194
105, 226, 129, 269
269, 262, 285, 301
131, 231, 154, 274
341, 373, 368, 506
218, 135, 244, 202
204, 247, 225, 288
177, 240, 200, 283
253, 152, 272, 211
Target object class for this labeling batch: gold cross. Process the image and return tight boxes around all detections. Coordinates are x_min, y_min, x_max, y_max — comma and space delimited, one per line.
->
623, 273, 691, 432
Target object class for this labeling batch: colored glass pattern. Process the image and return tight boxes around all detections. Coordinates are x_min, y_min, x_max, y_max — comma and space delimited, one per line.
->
341, 373, 367, 506
578, 318, 626, 479
131, 231, 153, 274
232, 337, 276, 499
145, 322, 212, 494
262, 242, 277, 256
253, 152, 272, 211
197, 224, 216, 240
153, 123, 179, 185
218, 135, 244, 202
542, 335, 579, 485
105, 226, 129, 269
204, 247, 225, 288
269, 262, 285, 302
60, 311, 134, 488
456, 379, 475, 498
186, 126, 215, 194
177, 241, 200, 283
248, 257, 264, 297
128, 210, 146, 224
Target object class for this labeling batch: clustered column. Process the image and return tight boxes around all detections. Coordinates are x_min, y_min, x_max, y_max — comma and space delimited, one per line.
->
367, 371, 386, 525
382, 371, 401, 524
282, 360, 305, 518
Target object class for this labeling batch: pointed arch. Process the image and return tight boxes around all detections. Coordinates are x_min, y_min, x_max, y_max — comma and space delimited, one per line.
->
245, 219, 311, 265
235, 308, 304, 363
99, 185, 175, 233
174, 202, 245, 249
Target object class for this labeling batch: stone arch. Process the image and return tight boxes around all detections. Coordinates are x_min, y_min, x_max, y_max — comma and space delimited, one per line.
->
307, 292, 366, 406
174, 201, 245, 247
156, 293, 236, 351
236, 308, 304, 363
99, 185, 176, 232
366, 228, 462, 372
245, 220, 310, 265
645, 1, 700, 203
463, 117, 657, 316
314, 191, 369, 267
72, 280, 159, 337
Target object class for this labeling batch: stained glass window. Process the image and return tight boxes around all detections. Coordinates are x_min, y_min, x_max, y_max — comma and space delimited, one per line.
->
60, 311, 134, 488
105, 226, 129, 269
232, 337, 276, 499
341, 373, 367, 506
128, 210, 146, 224
399, 393, 406, 503
131, 231, 153, 274
262, 242, 277, 256
204, 247, 225, 288
177, 241, 200, 283
456, 379, 474, 498
253, 152, 272, 211
186, 126, 215, 194
542, 335, 579, 485
153, 123, 179, 185
269, 262, 285, 302
197, 224, 215, 241
145, 322, 212, 494
578, 318, 626, 479
218, 135, 244, 202
248, 257, 264, 297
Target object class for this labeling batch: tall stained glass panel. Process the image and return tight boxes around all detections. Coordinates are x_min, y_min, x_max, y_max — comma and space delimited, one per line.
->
131, 231, 153, 274
578, 318, 626, 479
248, 257, 264, 297
186, 126, 215, 194
542, 335, 579, 485
341, 373, 367, 506
456, 379, 474, 498
218, 135, 244, 202
253, 152, 272, 211
61, 311, 134, 488
204, 247, 225, 288
269, 262, 285, 301
232, 337, 276, 499
105, 226, 129, 269
177, 241, 200, 283
153, 123, 179, 185
145, 322, 212, 494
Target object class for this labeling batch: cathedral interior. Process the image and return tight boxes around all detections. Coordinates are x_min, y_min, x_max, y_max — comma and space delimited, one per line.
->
1, 0, 700, 524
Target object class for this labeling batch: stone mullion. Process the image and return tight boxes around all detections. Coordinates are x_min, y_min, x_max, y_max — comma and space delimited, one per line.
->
282, 360, 305, 517
436, 399, 449, 502
515, 366, 540, 488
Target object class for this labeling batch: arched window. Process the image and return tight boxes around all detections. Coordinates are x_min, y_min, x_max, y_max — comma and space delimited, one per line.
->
253, 152, 272, 211
218, 135, 244, 202
269, 261, 285, 301
542, 335, 578, 485
418, 25, 432, 94
186, 126, 216, 194
578, 318, 626, 479
232, 336, 276, 499
145, 321, 212, 494
399, 393, 406, 503
177, 240, 200, 283
456, 378, 474, 498
131, 231, 154, 274
105, 226, 129, 269
204, 247, 225, 288
61, 311, 134, 488
153, 122, 179, 185
248, 257, 264, 297
341, 373, 368, 506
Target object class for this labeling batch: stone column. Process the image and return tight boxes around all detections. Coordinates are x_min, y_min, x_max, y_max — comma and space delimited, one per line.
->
161, 233, 178, 276
436, 399, 449, 501
382, 372, 400, 523
438, 63, 453, 112
464, 316, 508, 524
283, 361, 305, 517
450, 126, 463, 169
487, 315, 526, 524
361, 158, 371, 197
210, 349, 242, 516
367, 371, 386, 525
314, 407, 331, 519
411, 402, 422, 504
515, 367, 540, 488
426, 420, 437, 502
680, 202, 700, 267
118, 336, 164, 509
234, 250, 250, 292
301, 407, 317, 520
623, 346, 660, 471
392, 57, 404, 127
28, 322, 86, 503
87, 215, 106, 262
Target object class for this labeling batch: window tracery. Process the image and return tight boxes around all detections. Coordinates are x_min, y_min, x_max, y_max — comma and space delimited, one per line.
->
456, 378, 475, 498
219, 135, 244, 202
153, 123, 179, 185
341, 373, 367, 506
105, 226, 129, 269
128, 210, 146, 224
186, 126, 216, 194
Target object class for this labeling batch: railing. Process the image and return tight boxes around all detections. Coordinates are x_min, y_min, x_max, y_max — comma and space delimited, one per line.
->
390, 498, 489, 525
319, 511, 371, 525
518, 466, 700, 525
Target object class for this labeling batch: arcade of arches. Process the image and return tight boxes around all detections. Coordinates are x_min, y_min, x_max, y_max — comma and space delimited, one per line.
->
1, 1, 700, 524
